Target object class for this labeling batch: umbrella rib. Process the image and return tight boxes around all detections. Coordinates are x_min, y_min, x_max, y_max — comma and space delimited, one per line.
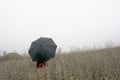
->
42, 46, 54, 57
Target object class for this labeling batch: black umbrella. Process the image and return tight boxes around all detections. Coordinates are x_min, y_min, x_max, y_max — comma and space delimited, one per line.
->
29, 37, 57, 63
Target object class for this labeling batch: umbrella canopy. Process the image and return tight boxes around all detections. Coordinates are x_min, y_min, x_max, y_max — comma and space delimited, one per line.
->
29, 37, 57, 62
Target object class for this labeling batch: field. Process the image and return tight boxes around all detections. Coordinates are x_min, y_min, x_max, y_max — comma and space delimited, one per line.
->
0, 47, 120, 80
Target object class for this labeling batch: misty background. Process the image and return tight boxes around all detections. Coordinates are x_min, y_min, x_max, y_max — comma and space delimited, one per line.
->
0, 0, 120, 54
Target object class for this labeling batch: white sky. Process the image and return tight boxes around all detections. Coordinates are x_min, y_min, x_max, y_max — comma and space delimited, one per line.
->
0, 0, 120, 53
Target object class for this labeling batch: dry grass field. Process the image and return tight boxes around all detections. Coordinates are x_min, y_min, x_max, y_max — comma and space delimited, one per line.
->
0, 47, 120, 80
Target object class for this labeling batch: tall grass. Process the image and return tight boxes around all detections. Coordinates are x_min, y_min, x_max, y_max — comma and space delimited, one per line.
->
0, 47, 120, 80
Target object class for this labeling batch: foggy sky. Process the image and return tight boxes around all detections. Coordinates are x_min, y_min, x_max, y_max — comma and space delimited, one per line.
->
0, 0, 120, 53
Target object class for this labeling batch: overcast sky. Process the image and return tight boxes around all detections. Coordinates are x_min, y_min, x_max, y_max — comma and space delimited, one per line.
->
0, 0, 120, 53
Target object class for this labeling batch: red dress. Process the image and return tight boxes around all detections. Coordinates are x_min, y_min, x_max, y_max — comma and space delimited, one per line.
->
36, 62, 48, 68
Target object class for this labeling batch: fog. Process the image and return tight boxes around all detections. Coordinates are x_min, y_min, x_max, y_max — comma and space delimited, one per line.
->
0, 0, 120, 53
